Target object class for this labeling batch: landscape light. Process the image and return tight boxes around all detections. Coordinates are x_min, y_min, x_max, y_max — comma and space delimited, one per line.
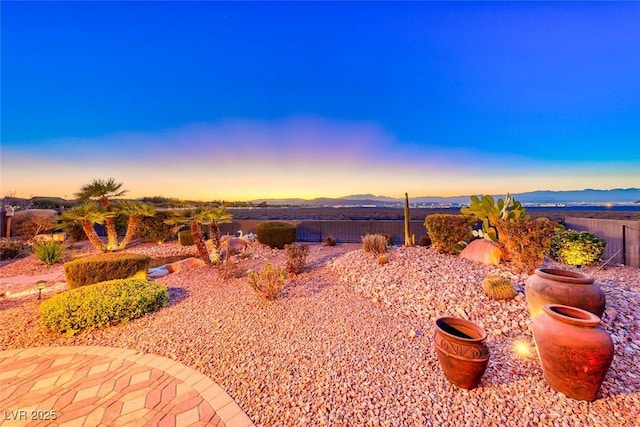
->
513, 338, 535, 360
36, 281, 46, 300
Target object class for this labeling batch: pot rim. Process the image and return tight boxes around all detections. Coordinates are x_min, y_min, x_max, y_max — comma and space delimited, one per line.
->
542, 304, 601, 326
534, 268, 594, 285
435, 317, 487, 342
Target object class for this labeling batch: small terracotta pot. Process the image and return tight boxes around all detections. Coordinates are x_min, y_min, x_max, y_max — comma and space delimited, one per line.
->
525, 268, 605, 320
533, 304, 614, 401
433, 317, 490, 390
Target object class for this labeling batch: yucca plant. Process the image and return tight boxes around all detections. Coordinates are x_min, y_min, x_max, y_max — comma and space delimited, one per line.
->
32, 241, 65, 265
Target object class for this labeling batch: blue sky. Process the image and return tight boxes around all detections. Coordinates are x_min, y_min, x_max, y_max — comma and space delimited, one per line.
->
1, 1, 639, 201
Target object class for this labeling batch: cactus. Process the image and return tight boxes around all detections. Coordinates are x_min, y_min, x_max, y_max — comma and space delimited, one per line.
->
404, 192, 415, 247
482, 275, 516, 300
460, 194, 529, 242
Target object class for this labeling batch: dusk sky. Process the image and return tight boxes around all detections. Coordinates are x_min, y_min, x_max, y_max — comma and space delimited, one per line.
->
2, 1, 639, 202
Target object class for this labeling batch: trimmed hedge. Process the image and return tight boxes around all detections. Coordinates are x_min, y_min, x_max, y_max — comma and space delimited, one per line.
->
550, 229, 606, 267
424, 214, 475, 254
64, 252, 150, 289
257, 221, 297, 249
40, 278, 168, 335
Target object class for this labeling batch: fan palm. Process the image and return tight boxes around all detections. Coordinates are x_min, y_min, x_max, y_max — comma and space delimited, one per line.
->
165, 206, 215, 266
58, 202, 106, 252
205, 207, 233, 250
117, 201, 157, 249
75, 178, 128, 250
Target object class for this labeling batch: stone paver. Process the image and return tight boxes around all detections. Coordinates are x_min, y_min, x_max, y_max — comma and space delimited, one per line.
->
0, 347, 254, 427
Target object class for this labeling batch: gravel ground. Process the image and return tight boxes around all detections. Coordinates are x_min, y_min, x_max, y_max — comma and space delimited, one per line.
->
1, 241, 639, 426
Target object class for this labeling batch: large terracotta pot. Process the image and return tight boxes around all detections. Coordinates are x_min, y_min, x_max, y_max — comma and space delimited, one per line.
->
533, 304, 614, 401
433, 317, 490, 390
525, 268, 605, 320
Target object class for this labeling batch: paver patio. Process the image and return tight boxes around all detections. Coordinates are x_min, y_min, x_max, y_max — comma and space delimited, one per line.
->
0, 346, 254, 426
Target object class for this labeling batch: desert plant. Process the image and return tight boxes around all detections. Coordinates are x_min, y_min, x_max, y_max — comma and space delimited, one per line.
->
218, 257, 246, 279
204, 207, 233, 250
116, 200, 156, 249
40, 278, 168, 335
64, 252, 150, 289
16, 210, 58, 240
32, 240, 65, 265
0, 239, 27, 260
285, 243, 309, 274
324, 236, 337, 246
257, 221, 297, 249
460, 194, 528, 241
482, 275, 516, 300
75, 178, 128, 251
165, 206, 216, 265
247, 261, 288, 300
404, 192, 415, 247
177, 230, 194, 246
424, 214, 476, 254
550, 229, 606, 267
362, 233, 388, 255
137, 211, 174, 243
58, 202, 107, 251
495, 218, 557, 274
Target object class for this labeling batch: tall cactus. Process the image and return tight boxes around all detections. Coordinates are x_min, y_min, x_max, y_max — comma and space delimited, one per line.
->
404, 192, 415, 247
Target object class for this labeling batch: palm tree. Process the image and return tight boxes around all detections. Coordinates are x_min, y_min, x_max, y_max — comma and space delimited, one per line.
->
204, 207, 233, 250
58, 202, 106, 251
75, 178, 128, 251
165, 206, 214, 266
117, 201, 157, 249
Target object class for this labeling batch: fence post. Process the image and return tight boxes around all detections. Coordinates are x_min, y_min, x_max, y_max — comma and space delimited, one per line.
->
622, 225, 627, 266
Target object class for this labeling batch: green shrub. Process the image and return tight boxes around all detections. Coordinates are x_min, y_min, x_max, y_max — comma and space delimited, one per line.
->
64, 252, 150, 289
32, 241, 65, 265
285, 243, 309, 274
424, 214, 475, 254
247, 261, 288, 300
550, 229, 606, 267
40, 278, 168, 335
257, 221, 297, 249
0, 239, 26, 260
362, 234, 388, 255
137, 212, 174, 243
495, 218, 557, 274
178, 230, 194, 246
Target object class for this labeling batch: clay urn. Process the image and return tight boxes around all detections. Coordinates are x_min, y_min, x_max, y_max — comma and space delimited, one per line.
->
533, 304, 614, 401
525, 268, 605, 320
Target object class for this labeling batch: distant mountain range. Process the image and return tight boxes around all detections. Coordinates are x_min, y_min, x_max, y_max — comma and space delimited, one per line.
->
251, 188, 640, 207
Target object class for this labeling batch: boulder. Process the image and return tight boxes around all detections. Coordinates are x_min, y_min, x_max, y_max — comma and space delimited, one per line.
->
165, 257, 206, 273
460, 239, 502, 265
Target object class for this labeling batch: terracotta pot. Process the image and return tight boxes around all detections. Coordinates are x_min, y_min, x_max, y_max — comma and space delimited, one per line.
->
433, 317, 490, 390
525, 268, 605, 320
533, 304, 614, 401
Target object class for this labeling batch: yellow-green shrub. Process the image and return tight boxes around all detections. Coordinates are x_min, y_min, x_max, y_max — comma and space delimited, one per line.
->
257, 221, 297, 249
424, 214, 475, 254
64, 252, 150, 289
549, 229, 606, 267
40, 278, 168, 335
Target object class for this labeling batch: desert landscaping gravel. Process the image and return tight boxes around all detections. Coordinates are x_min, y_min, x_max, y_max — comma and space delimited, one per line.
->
1, 241, 638, 426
